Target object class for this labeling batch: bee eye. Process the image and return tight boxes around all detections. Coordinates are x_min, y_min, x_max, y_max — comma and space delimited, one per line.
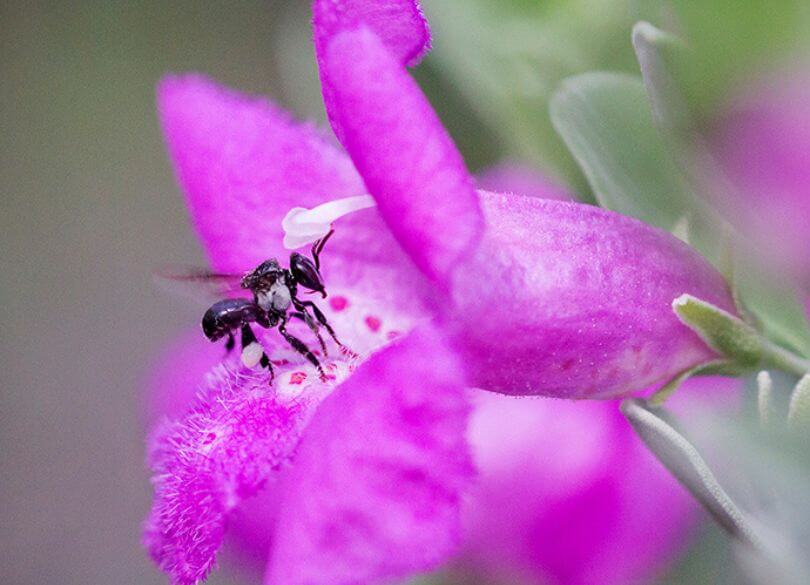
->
290, 253, 325, 295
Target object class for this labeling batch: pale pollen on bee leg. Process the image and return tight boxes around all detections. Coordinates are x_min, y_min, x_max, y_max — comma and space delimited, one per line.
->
241, 342, 264, 369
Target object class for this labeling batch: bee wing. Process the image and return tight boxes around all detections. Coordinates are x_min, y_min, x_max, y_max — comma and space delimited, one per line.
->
153, 265, 247, 303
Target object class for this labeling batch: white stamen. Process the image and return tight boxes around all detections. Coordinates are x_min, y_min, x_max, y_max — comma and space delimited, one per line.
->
282, 194, 376, 249
241, 342, 264, 369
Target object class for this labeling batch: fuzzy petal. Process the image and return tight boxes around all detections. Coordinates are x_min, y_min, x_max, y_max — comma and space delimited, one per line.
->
450, 193, 734, 398
144, 331, 283, 569
313, 0, 430, 68
265, 326, 473, 585
144, 363, 337, 585
144, 283, 422, 579
319, 28, 483, 287
313, 0, 431, 143
157, 74, 422, 297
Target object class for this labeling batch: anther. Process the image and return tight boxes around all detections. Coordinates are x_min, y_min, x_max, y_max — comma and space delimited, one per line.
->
282, 194, 376, 249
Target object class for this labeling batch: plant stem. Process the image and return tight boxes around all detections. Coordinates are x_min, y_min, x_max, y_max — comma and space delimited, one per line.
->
760, 339, 810, 378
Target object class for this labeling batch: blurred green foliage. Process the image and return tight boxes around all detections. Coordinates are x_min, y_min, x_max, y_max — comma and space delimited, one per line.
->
550, 71, 692, 228
542, 11, 810, 361
422, 0, 670, 194
670, 0, 810, 118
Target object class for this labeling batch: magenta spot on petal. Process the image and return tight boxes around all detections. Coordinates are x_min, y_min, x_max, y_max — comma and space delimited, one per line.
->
290, 372, 307, 385
202, 432, 217, 445
365, 316, 382, 332
387, 330, 402, 341
272, 359, 291, 367
330, 296, 349, 312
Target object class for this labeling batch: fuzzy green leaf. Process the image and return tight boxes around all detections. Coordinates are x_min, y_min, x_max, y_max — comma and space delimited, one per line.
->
673, 294, 763, 367
550, 71, 693, 229
632, 21, 693, 141
620, 399, 763, 547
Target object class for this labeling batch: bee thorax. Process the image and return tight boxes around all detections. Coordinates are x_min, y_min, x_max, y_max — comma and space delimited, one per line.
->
257, 282, 292, 313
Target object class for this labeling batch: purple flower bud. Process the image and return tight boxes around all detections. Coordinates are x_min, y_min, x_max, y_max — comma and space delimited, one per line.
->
449, 194, 735, 398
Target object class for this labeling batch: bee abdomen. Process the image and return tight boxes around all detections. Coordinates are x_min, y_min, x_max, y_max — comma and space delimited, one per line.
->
202, 299, 263, 341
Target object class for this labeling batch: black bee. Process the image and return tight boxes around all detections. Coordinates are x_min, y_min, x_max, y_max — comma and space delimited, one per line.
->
156, 231, 349, 382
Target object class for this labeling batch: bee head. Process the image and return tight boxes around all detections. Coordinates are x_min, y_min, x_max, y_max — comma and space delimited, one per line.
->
241, 258, 283, 291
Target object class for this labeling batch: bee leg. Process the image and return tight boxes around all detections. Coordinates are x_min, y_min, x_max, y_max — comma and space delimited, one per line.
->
311, 228, 334, 272
225, 332, 235, 353
290, 310, 328, 356
295, 299, 356, 358
260, 353, 274, 384
278, 320, 327, 381
239, 324, 267, 371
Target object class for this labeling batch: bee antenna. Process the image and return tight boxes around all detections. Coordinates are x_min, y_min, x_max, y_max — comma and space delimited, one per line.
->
311, 228, 335, 271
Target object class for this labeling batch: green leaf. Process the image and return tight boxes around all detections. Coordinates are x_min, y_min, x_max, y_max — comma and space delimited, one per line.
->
632, 21, 693, 141
632, 22, 810, 359
620, 399, 764, 548
681, 414, 810, 582
550, 71, 693, 230
673, 294, 763, 367
423, 0, 670, 191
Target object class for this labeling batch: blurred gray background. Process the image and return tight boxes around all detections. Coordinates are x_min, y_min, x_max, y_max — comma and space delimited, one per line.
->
0, 2, 300, 583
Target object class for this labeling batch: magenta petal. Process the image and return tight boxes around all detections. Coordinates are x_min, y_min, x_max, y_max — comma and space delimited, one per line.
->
158, 74, 417, 288
144, 279, 425, 577
265, 326, 473, 585
313, 0, 431, 143
450, 193, 734, 398
313, 0, 431, 68
158, 74, 362, 272
144, 331, 282, 566
144, 366, 328, 585
319, 28, 483, 286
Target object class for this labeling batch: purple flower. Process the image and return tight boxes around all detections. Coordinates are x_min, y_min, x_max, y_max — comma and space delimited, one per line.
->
715, 65, 810, 284
144, 2, 736, 583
